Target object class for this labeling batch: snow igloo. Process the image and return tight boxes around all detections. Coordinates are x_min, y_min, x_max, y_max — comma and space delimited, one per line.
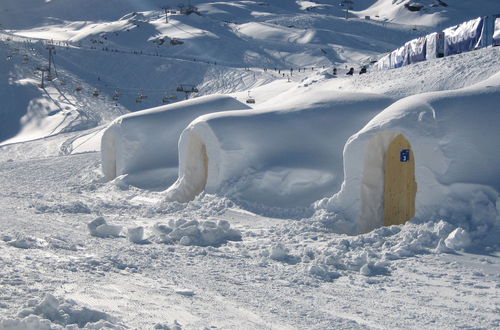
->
164, 89, 394, 210
318, 73, 500, 236
101, 95, 250, 189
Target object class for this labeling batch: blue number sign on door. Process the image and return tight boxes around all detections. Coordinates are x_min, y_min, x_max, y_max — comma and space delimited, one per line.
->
400, 149, 410, 162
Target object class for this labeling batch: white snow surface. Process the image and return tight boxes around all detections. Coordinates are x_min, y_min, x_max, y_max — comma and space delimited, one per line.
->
1, 0, 500, 329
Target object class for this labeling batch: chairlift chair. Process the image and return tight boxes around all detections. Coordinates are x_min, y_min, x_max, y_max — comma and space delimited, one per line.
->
136, 92, 146, 103
246, 91, 255, 104
92, 89, 100, 97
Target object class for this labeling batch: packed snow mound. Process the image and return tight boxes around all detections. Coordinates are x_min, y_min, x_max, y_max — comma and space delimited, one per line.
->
101, 95, 250, 189
296, 219, 474, 280
87, 217, 123, 238
0, 294, 122, 329
149, 219, 242, 247
318, 71, 500, 237
164, 89, 394, 211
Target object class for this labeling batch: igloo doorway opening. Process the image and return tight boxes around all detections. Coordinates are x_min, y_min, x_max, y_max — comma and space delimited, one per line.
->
359, 131, 417, 233
165, 132, 209, 203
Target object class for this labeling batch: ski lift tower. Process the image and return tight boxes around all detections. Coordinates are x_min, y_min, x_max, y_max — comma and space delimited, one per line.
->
161, 6, 169, 23
35, 66, 49, 88
46, 44, 57, 81
176, 84, 199, 100
341, 0, 354, 20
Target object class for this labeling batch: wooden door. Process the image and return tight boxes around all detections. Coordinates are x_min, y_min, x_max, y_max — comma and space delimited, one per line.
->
383, 134, 417, 226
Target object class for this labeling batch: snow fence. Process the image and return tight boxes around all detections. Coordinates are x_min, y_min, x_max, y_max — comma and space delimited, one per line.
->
164, 90, 394, 210
317, 72, 500, 238
101, 95, 251, 189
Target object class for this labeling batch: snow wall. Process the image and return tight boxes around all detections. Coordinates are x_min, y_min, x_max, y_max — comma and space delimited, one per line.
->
101, 95, 250, 189
317, 73, 500, 238
164, 90, 394, 210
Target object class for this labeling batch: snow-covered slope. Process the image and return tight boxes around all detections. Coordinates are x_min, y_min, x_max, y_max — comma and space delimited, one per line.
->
2, 0, 499, 149
1, 1, 500, 329
0, 0, 450, 147
356, 0, 500, 28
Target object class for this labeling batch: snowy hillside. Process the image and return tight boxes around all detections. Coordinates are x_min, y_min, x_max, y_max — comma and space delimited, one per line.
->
1, 0, 500, 329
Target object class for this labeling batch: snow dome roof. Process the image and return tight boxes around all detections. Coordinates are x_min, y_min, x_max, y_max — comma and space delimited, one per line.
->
318, 72, 500, 234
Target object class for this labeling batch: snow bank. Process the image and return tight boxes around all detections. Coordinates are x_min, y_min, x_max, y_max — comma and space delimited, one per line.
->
164, 88, 394, 211
101, 95, 250, 189
317, 72, 500, 237
304, 219, 462, 280
150, 219, 241, 247
0, 294, 122, 329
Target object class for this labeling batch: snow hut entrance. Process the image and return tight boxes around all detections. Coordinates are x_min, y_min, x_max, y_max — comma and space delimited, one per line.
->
383, 134, 416, 226
185, 134, 209, 198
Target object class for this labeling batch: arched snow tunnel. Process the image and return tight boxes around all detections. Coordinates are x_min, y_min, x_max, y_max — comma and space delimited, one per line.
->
163, 92, 395, 208
180, 132, 209, 201
316, 72, 500, 236
164, 121, 218, 203
100, 95, 250, 189
360, 132, 417, 231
